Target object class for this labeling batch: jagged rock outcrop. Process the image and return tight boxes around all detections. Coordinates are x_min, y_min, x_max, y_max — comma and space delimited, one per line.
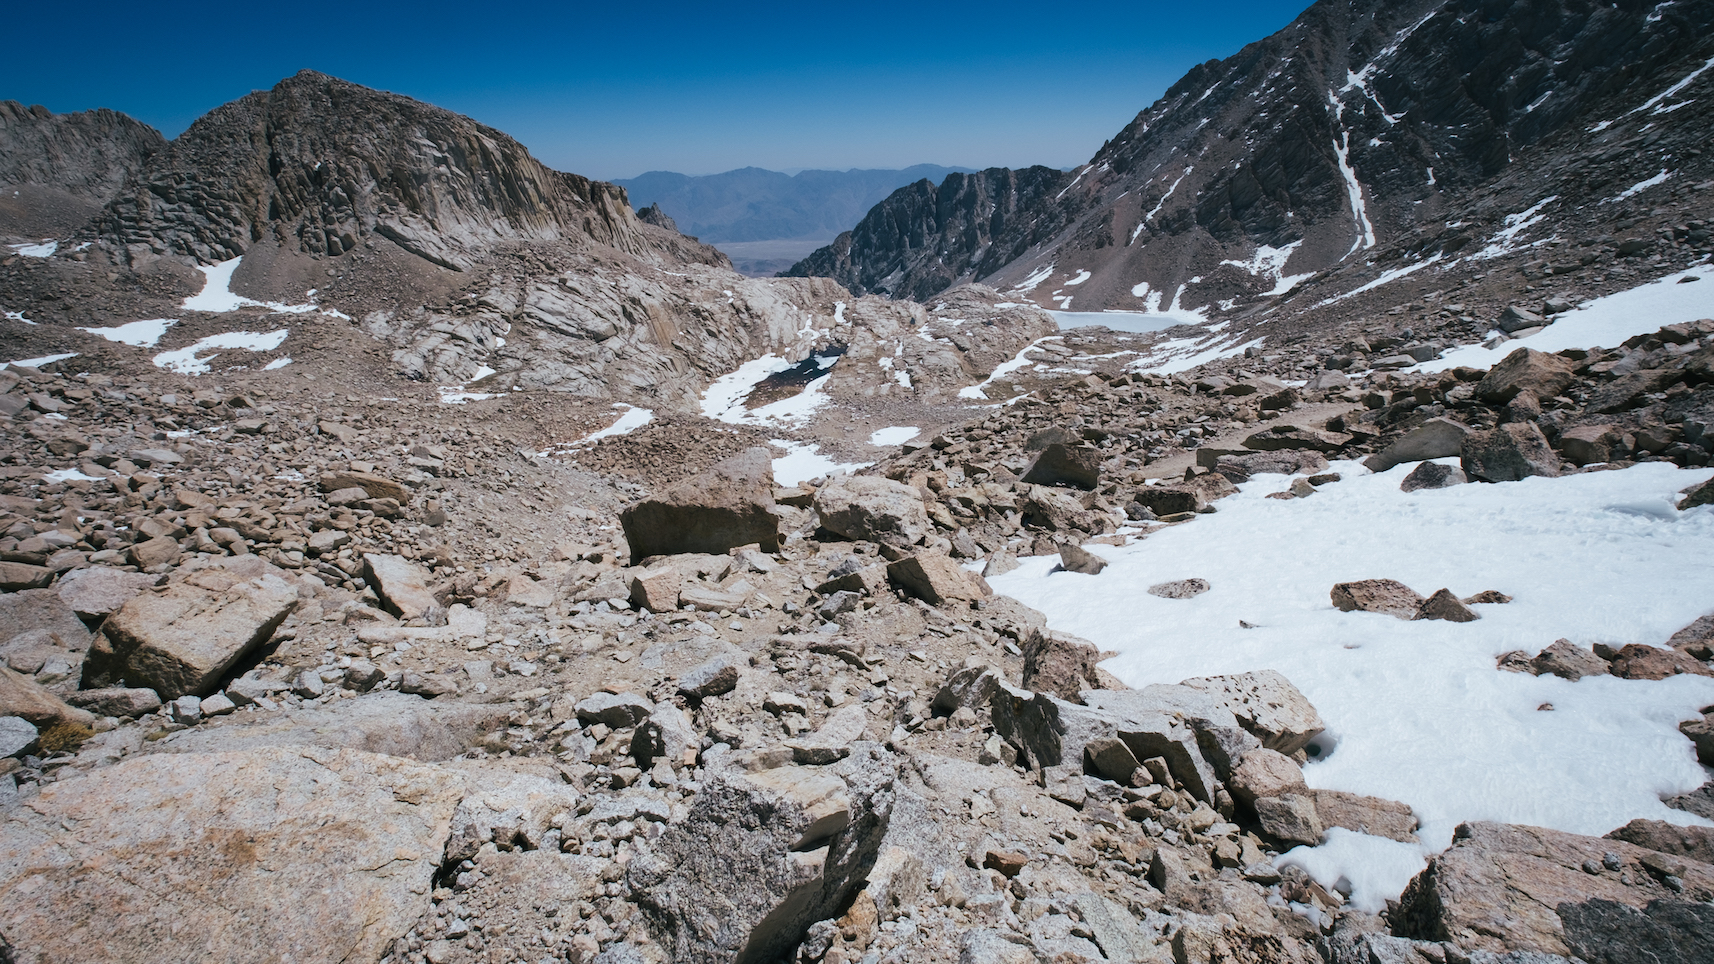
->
790, 0, 1714, 316
0, 101, 165, 238
93, 70, 688, 269
783, 166, 1070, 299
0, 101, 164, 201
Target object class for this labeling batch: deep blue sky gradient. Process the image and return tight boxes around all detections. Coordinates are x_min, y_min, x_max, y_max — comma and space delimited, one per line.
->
4, 1, 1310, 180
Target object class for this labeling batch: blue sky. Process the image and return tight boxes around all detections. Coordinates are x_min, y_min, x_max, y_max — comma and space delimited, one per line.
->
4, 1, 1309, 181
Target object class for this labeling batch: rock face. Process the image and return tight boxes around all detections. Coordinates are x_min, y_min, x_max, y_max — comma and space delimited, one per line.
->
0, 100, 165, 237
1021, 442, 1102, 490
812, 476, 930, 549
787, 2, 1714, 316
1393, 820, 1714, 959
622, 448, 780, 560
82, 563, 300, 699
629, 746, 896, 964
0, 746, 467, 964
1476, 349, 1578, 404
1330, 579, 1425, 619
1462, 422, 1563, 482
96, 70, 654, 269
783, 167, 1072, 300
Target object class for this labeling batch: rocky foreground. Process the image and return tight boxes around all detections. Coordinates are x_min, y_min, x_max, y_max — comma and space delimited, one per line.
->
1, 314, 1713, 964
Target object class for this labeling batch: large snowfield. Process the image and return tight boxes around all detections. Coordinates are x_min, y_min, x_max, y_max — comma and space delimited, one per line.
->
990, 459, 1714, 911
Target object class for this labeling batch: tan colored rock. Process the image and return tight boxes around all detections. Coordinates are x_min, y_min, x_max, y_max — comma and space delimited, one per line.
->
1227, 748, 1305, 806
621, 447, 779, 560
1414, 588, 1479, 622
1605, 818, 1714, 867
1364, 417, 1473, 472
1312, 789, 1418, 842
629, 564, 683, 612
1606, 643, 1712, 680
886, 551, 991, 607
54, 567, 164, 619
1461, 422, 1562, 482
1254, 793, 1323, 846
127, 536, 182, 569
0, 666, 96, 728
1669, 613, 1714, 659
318, 470, 410, 503
83, 564, 300, 699
1330, 578, 1424, 619
1394, 821, 1714, 957
1530, 639, 1609, 680
363, 553, 444, 624
0, 561, 54, 591
1057, 541, 1108, 575
1475, 347, 1576, 403
1021, 629, 1100, 702
813, 475, 931, 548
816, 561, 890, 596
1180, 669, 1326, 755
0, 746, 466, 964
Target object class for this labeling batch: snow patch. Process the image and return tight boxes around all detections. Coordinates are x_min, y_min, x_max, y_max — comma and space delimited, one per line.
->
182, 257, 338, 315
1422, 266, 1714, 372
151, 330, 289, 375
990, 461, 1714, 912
1328, 92, 1376, 255
1221, 241, 1312, 296
771, 440, 868, 487
76, 318, 177, 347
1146, 169, 1191, 222
563, 404, 655, 447
263, 357, 292, 370
43, 468, 102, 483
869, 426, 920, 447
9, 241, 57, 258
1608, 169, 1673, 203
1313, 255, 1443, 307
1011, 264, 1056, 294
4, 352, 78, 369
959, 336, 1061, 399
1472, 196, 1559, 260
1064, 270, 1092, 286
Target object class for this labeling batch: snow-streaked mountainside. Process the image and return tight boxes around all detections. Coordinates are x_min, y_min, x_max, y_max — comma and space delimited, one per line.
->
4, 12, 1714, 962
790, 0, 1714, 322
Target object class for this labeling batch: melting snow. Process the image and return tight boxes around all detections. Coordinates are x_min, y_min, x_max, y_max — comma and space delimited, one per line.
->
263, 357, 292, 370
564, 404, 654, 446
1608, 169, 1674, 203
4, 352, 78, 369
959, 336, 1061, 400
991, 460, 1714, 912
1011, 264, 1056, 294
1421, 266, 1714, 372
76, 318, 177, 347
1313, 255, 1443, 307
1064, 270, 1092, 286
1471, 196, 1559, 260
152, 330, 289, 375
9, 241, 57, 258
3, 309, 35, 325
1221, 241, 1312, 296
1328, 92, 1376, 255
43, 468, 102, 483
182, 257, 340, 315
869, 426, 920, 447
1631, 54, 1714, 115
1146, 169, 1191, 222
770, 440, 868, 487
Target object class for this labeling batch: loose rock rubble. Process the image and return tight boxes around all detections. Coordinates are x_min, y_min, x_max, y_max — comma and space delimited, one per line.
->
3, 315, 1714, 964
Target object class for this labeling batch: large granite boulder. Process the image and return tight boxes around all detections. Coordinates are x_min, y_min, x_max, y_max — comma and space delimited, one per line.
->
813, 475, 931, 549
81, 561, 300, 699
622, 447, 780, 561
0, 746, 468, 964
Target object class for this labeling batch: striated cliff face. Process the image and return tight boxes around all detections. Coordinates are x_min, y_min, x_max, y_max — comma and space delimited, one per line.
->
0, 101, 165, 199
782, 166, 1072, 300
791, 0, 1714, 315
94, 70, 691, 271
0, 101, 166, 238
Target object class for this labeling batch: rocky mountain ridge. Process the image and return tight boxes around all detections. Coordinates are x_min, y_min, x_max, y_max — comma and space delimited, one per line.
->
788, 0, 1714, 327
0, 100, 165, 239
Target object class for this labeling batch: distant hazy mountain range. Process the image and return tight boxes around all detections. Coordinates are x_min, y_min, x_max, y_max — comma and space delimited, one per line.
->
614, 165, 974, 275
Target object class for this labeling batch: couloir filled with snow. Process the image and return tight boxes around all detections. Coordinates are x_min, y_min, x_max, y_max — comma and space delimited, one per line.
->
989, 459, 1714, 911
